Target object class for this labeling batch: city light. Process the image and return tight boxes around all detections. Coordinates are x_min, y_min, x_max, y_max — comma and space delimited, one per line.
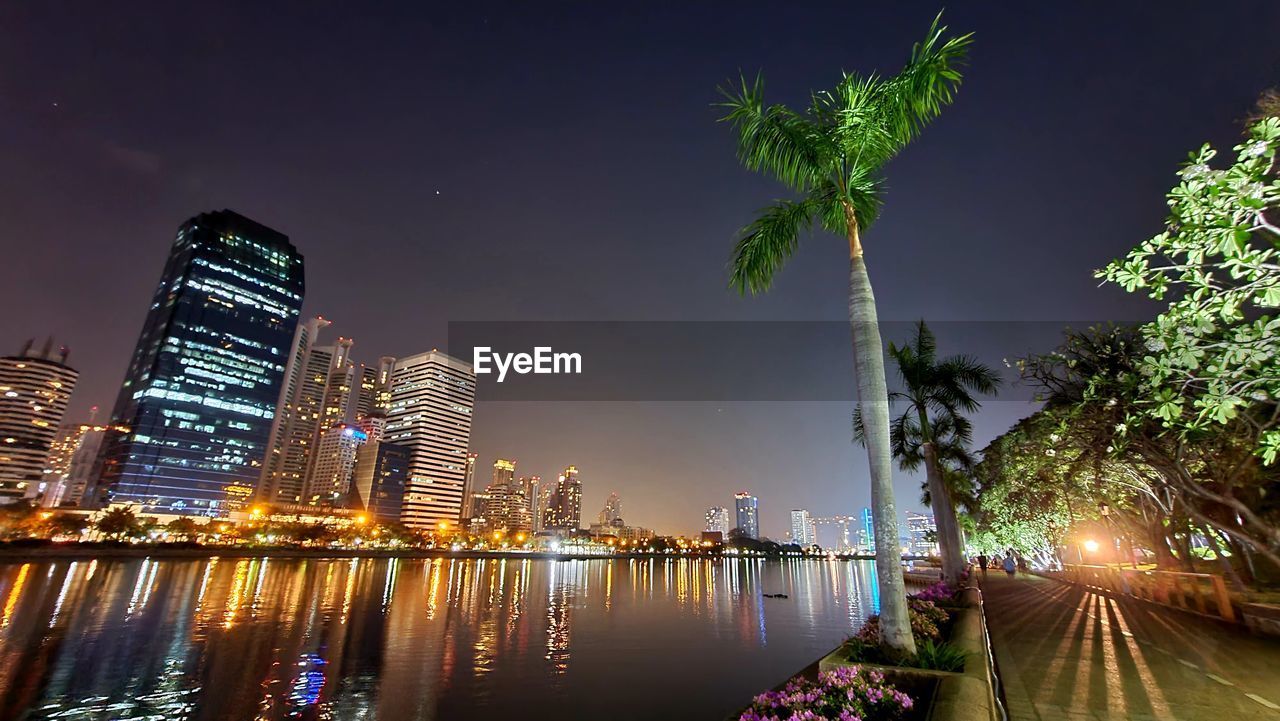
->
1082, 539, 1100, 553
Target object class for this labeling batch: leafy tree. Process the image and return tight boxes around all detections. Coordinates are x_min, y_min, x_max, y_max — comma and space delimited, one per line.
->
857, 320, 997, 583
1098, 113, 1280, 461
166, 517, 199, 541
718, 13, 972, 658
96, 507, 140, 540
50, 513, 89, 539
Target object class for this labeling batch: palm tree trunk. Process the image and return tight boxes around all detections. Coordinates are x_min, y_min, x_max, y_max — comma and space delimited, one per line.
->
923, 442, 966, 584
848, 247, 916, 658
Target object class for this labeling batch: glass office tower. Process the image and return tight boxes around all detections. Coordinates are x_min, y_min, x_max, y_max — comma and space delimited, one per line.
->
99, 210, 304, 515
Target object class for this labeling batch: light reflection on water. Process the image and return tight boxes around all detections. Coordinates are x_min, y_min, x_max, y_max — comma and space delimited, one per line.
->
0, 557, 877, 720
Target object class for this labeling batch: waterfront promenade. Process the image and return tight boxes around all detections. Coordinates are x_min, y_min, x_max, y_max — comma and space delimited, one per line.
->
982, 573, 1280, 720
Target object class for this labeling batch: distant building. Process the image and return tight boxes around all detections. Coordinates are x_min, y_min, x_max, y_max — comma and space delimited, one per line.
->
385, 350, 476, 529
461, 452, 479, 518
307, 423, 367, 506
543, 465, 582, 532
353, 356, 395, 438
479, 459, 531, 534
704, 506, 730, 535
349, 441, 409, 525
536, 483, 555, 532
42, 414, 126, 508
519, 475, 541, 529
906, 511, 937, 556
700, 530, 724, 545
100, 210, 304, 516
0, 339, 79, 503
790, 509, 815, 546
598, 491, 622, 525
734, 492, 759, 539
862, 507, 875, 552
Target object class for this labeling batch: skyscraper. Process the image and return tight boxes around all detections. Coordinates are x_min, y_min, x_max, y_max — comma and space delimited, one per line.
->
0, 339, 79, 503
42, 410, 126, 508
598, 491, 622, 525
861, 507, 876, 553
790, 509, 815, 546
350, 441, 409, 524
491, 458, 515, 487
258, 317, 356, 505
461, 452, 478, 518
519, 475, 541, 528
384, 350, 475, 529
734, 492, 759, 539
704, 506, 730, 535
307, 422, 367, 505
906, 511, 937, 556
544, 465, 582, 532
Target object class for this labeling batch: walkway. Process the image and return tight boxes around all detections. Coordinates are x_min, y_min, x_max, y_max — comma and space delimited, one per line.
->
981, 572, 1280, 721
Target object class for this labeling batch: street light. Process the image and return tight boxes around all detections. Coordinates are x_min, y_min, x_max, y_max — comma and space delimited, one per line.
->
1083, 539, 1100, 554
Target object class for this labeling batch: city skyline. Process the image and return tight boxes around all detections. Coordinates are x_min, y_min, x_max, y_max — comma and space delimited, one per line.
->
4, 4, 1277, 537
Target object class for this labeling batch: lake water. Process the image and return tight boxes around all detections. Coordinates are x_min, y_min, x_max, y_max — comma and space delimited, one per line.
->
0, 556, 882, 720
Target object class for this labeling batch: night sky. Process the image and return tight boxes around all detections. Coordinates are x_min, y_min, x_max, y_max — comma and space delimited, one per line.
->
3, 3, 1278, 537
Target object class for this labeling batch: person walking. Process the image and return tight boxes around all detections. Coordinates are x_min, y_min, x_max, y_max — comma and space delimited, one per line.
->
977, 553, 989, 578
1002, 550, 1017, 578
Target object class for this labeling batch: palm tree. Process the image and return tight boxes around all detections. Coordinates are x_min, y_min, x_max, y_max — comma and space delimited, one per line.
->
719, 14, 972, 657
882, 320, 998, 583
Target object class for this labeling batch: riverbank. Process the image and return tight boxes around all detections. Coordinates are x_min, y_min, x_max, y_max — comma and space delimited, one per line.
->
0, 543, 926, 563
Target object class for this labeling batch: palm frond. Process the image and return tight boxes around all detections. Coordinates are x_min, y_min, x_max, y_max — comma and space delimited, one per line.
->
718, 73, 834, 192
729, 196, 819, 295
878, 12, 974, 150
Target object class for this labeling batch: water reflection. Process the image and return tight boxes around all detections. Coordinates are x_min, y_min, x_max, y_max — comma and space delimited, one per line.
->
0, 557, 877, 720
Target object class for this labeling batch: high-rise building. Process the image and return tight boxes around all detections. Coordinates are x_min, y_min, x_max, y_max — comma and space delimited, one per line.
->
307, 423, 367, 505
734, 492, 759, 539
99, 210, 304, 515
790, 509, 815, 546
353, 356, 395, 427
704, 506, 730, 535
518, 475, 541, 528
461, 452, 478, 518
906, 511, 937, 556
491, 458, 515, 487
0, 339, 79, 503
42, 411, 126, 508
598, 491, 622, 525
477, 458, 531, 534
350, 441, 409, 524
385, 350, 475, 529
544, 465, 582, 532
258, 317, 356, 505
536, 483, 554, 533
861, 507, 875, 552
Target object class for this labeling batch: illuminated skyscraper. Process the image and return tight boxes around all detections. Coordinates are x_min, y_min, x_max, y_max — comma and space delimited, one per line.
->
491, 458, 515, 487
258, 318, 356, 505
734, 492, 759, 539
704, 506, 730, 535
42, 409, 126, 508
350, 441, 409, 524
861, 507, 875, 552
544, 465, 582, 532
99, 210, 304, 515
385, 350, 475, 529
598, 491, 621, 524
790, 509, 815, 546
519, 475, 541, 528
0, 339, 79, 503
307, 422, 367, 505
461, 452, 478, 517
353, 356, 395, 443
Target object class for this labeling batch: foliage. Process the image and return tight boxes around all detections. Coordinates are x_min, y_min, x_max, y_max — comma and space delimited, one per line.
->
853, 598, 946, 648
1098, 115, 1280, 462
738, 666, 914, 721
912, 638, 968, 672
719, 14, 972, 292
49, 514, 89, 538
96, 507, 140, 540
166, 517, 199, 541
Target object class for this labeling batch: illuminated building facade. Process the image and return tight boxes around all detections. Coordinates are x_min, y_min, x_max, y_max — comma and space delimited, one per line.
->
307, 423, 367, 505
42, 417, 126, 507
862, 507, 875, 552
598, 491, 621, 524
352, 356, 395, 443
478, 459, 531, 533
258, 318, 355, 505
790, 508, 816, 546
0, 339, 79, 503
385, 350, 475, 529
704, 506, 730, 535
350, 440, 408, 524
461, 451, 478, 518
99, 210, 304, 515
906, 511, 937, 556
543, 465, 582, 532
734, 492, 759, 539
519, 475, 541, 529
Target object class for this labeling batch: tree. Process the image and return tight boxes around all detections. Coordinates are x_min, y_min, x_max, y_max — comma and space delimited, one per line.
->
50, 513, 89, 539
166, 517, 199, 542
719, 13, 972, 658
96, 507, 140, 540
1098, 113, 1280, 462
860, 320, 997, 583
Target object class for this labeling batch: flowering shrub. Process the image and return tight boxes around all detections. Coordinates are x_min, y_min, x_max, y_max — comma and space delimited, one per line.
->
853, 598, 946, 647
738, 665, 914, 721
910, 581, 956, 605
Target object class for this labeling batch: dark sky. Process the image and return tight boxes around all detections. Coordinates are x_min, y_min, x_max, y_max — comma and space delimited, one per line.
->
2, 2, 1278, 538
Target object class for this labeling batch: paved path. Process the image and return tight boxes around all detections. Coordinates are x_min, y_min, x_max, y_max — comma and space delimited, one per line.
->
981, 572, 1280, 721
